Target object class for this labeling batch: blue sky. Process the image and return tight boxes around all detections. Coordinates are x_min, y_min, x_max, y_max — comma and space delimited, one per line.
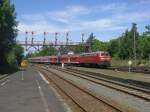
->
11, 0, 150, 42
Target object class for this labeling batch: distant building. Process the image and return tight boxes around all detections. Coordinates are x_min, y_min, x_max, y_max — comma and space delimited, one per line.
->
68, 51, 74, 55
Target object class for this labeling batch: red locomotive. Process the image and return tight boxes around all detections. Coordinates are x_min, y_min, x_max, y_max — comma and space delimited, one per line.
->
29, 51, 111, 67
79, 51, 111, 67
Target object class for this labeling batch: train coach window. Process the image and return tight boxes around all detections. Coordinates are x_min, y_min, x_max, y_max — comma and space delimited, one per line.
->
80, 54, 85, 57
62, 58, 68, 61
70, 58, 77, 61
83, 53, 97, 57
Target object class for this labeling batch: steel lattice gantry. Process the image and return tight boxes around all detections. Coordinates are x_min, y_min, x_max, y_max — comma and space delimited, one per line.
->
17, 40, 91, 52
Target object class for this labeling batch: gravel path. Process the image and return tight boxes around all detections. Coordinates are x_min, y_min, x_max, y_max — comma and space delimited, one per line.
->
49, 68, 150, 112
73, 67, 150, 83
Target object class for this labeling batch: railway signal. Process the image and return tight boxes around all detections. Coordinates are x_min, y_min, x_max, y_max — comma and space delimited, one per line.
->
43, 32, 48, 45
128, 60, 132, 73
66, 32, 69, 44
55, 32, 58, 46
25, 31, 28, 51
25, 31, 28, 42
31, 31, 34, 44
81, 33, 84, 43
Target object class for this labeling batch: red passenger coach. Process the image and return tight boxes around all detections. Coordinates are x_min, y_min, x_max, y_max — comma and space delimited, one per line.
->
29, 57, 41, 63
61, 55, 79, 64
49, 56, 57, 64
41, 56, 49, 63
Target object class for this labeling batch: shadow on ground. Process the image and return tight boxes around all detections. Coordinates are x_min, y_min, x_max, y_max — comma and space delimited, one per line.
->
0, 66, 19, 75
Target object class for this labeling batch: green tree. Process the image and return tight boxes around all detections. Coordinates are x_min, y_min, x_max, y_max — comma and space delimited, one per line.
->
108, 39, 119, 57
40, 46, 57, 56
4, 44, 24, 69
86, 33, 95, 52
91, 39, 108, 52
86, 33, 95, 43
13, 44, 24, 65
27, 46, 57, 57
139, 36, 150, 59
118, 30, 131, 59
144, 25, 150, 36
0, 0, 17, 67
110, 23, 140, 59
74, 44, 86, 54
139, 25, 150, 59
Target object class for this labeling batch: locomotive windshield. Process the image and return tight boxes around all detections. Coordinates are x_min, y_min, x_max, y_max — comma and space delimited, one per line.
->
100, 52, 109, 56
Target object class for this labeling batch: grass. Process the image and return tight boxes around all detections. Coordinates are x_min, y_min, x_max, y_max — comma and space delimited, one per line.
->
111, 58, 150, 67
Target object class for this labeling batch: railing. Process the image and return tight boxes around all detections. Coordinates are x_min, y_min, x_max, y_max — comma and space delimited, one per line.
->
17, 41, 90, 46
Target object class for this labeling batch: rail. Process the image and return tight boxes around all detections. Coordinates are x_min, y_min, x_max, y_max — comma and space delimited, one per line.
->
35, 65, 127, 112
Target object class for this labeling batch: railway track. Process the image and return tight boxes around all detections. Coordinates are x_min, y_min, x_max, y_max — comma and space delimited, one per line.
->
0, 74, 9, 80
108, 66, 150, 74
64, 66, 150, 90
36, 65, 131, 112
50, 66, 150, 102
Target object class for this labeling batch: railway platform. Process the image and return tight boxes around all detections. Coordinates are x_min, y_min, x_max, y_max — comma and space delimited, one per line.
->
0, 68, 67, 112
72, 67, 150, 83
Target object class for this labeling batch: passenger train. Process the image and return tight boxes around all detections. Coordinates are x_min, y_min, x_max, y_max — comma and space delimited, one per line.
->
29, 51, 111, 68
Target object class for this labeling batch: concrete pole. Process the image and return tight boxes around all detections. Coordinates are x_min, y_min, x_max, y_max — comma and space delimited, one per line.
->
149, 54, 150, 67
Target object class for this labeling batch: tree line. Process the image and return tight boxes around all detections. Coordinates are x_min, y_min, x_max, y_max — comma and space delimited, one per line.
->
107, 23, 150, 60
0, 0, 24, 73
29, 23, 150, 65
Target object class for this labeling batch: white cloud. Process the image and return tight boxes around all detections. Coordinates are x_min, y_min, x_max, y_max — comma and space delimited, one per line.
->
18, 18, 121, 34
48, 5, 90, 23
18, 3, 150, 40
98, 3, 127, 12
80, 19, 113, 29
21, 14, 46, 22
18, 20, 69, 34
49, 5, 90, 18
20, 5, 90, 24
114, 11, 150, 22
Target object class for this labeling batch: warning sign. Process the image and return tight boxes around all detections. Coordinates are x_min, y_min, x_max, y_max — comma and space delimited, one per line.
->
21, 60, 28, 69
128, 60, 132, 65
